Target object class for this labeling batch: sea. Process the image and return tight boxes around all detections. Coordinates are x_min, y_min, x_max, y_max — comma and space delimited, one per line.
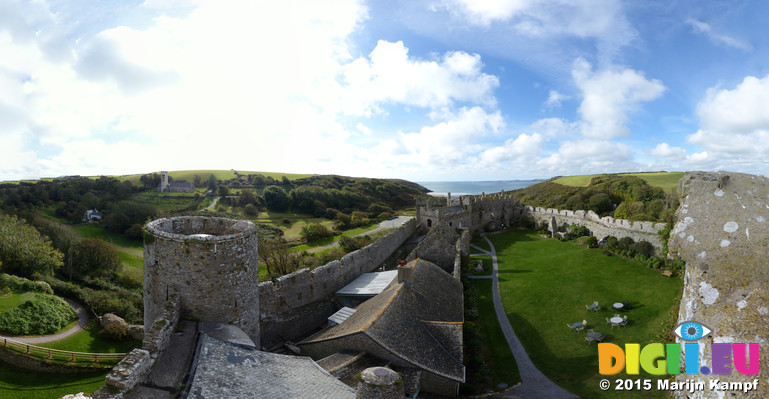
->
417, 180, 546, 196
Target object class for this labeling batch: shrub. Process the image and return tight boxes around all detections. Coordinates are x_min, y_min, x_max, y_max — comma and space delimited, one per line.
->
519, 216, 534, 229
585, 236, 598, 248
100, 322, 129, 342
339, 236, 363, 252
604, 236, 618, 250
300, 223, 333, 242
617, 237, 635, 250
630, 240, 655, 258
244, 203, 258, 216
0, 293, 77, 336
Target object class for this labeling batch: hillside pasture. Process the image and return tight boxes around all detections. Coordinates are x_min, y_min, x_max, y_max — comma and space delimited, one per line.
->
554, 172, 683, 191
115, 169, 317, 185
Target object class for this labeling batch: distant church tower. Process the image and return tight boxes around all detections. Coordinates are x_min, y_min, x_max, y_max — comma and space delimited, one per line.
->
159, 171, 169, 192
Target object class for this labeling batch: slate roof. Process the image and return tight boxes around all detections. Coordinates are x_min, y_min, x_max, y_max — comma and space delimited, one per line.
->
187, 334, 355, 398
335, 270, 398, 296
300, 259, 464, 382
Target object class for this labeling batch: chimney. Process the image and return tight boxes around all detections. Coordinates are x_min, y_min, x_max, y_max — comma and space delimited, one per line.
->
397, 261, 414, 287
356, 367, 404, 399
447, 191, 451, 206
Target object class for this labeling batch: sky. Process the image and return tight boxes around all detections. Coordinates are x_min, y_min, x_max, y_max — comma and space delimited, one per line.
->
1, 0, 768, 182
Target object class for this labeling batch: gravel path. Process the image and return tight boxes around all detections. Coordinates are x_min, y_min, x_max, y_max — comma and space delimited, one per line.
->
480, 234, 579, 399
0, 299, 90, 344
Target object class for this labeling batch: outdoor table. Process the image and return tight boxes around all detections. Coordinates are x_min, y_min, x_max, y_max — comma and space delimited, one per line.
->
571, 322, 583, 329
613, 302, 624, 310
610, 316, 623, 326
586, 331, 603, 342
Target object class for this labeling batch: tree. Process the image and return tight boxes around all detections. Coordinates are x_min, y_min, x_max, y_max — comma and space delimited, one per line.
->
72, 238, 122, 280
218, 185, 231, 197
207, 174, 218, 192
193, 174, 203, 188
300, 223, 332, 242
0, 214, 63, 277
258, 238, 299, 277
263, 186, 290, 212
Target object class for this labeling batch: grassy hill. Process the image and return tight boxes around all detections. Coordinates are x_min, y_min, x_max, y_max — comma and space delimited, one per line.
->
114, 169, 317, 184
553, 172, 684, 191
512, 172, 681, 222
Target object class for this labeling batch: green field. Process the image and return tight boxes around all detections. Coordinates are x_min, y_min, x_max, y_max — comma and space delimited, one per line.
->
38, 321, 139, 354
478, 229, 682, 398
0, 362, 107, 399
553, 172, 684, 191
290, 223, 379, 252
115, 169, 317, 185
0, 291, 36, 312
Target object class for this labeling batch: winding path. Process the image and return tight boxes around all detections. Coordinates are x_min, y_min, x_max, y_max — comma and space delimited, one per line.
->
0, 299, 90, 344
475, 234, 578, 399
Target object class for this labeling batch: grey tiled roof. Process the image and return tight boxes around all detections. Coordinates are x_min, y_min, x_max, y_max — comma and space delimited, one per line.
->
300, 259, 464, 382
187, 334, 356, 398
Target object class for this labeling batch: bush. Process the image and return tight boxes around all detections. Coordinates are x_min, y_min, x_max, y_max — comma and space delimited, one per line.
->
630, 240, 655, 258
300, 223, 333, 242
100, 322, 129, 342
617, 237, 635, 250
0, 273, 53, 295
604, 236, 618, 250
244, 203, 258, 216
339, 236, 363, 252
585, 236, 598, 248
0, 293, 77, 336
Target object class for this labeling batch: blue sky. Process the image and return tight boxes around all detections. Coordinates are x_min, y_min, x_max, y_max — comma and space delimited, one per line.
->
1, 0, 768, 182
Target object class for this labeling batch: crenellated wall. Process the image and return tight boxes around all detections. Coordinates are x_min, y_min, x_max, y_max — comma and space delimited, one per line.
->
522, 206, 666, 253
259, 219, 417, 347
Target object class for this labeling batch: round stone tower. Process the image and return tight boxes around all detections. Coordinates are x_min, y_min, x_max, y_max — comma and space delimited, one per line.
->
143, 216, 259, 344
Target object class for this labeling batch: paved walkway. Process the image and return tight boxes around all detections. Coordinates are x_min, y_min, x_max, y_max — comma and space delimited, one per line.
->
479, 234, 578, 399
0, 299, 90, 344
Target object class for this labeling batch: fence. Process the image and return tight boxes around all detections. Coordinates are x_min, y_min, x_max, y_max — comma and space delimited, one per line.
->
1, 337, 127, 366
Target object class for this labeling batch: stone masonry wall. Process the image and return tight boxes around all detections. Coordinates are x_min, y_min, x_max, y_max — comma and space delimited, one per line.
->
143, 216, 260, 344
669, 171, 769, 398
522, 206, 666, 254
259, 219, 417, 347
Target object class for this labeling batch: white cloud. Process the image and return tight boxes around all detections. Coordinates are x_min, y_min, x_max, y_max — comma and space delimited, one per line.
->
340, 40, 499, 115
479, 133, 544, 164
697, 75, 769, 133
572, 58, 666, 139
544, 90, 569, 108
399, 106, 504, 166
679, 74, 769, 173
0, 133, 37, 180
528, 117, 578, 137
538, 139, 636, 173
650, 143, 687, 161
686, 18, 752, 51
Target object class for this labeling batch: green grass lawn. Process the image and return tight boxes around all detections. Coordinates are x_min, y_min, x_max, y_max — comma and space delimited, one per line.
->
290, 223, 379, 252
480, 229, 682, 398
0, 291, 35, 312
553, 172, 684, 191
467, 279, 521, 391
0, 362, 107, 399
38, 321, 139, 354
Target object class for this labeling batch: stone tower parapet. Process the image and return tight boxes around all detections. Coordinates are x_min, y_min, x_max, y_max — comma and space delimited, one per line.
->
143, 216, 260, 344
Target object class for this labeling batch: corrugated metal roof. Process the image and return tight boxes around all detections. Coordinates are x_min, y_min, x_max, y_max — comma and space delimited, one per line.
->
328, 307, 356, 326
335, 270, 397, 296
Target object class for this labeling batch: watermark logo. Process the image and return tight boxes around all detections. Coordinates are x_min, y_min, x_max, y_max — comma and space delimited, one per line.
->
598, 321, 759, 376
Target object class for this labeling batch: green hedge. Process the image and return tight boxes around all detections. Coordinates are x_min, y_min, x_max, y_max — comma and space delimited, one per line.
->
0, 273, 53, 295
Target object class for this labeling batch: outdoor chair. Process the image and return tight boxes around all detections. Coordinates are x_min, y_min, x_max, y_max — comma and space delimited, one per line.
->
623, 300, 633, 310
621, 316, 628, 327
567, 323, 575, 331
605, 317, 611, 325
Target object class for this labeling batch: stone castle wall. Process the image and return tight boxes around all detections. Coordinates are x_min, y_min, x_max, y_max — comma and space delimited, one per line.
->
522, 206, 666, 252
143, 216, 260, 344
259, 219, 417, 347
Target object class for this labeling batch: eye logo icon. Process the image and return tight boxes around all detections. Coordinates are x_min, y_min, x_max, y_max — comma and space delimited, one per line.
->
674, 321, 712, 341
